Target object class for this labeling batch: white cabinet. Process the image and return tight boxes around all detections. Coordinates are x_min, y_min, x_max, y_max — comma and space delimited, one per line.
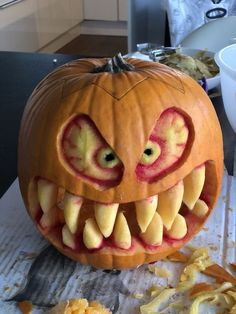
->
83, 0, 128, 22
35, 0, 83, 48
84, 0, 118, 21
118, 0, 128, 21
0, 0, 83, 52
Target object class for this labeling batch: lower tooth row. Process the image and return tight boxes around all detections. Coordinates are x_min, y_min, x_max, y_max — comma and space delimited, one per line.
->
61, 210, 189, 250
60, 195, 208, 250
37, 163, 207, 250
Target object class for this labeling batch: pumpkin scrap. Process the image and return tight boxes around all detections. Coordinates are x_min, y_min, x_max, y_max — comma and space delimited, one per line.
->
189, 282, 216, 298
230, 263, 236, 272
146, 285, 164, 297
18, 301, 33, 314
202, 264, 236, 285
177, 247, 213, 291
18, 54, 223, 269
140, 247, 236, 313
147, 264, 171, 278
140, 288, 176, 314
166, 250, 189, 263
48, 298, 111, 314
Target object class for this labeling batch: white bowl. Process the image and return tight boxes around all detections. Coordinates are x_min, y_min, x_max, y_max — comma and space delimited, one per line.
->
129, 48, 220, 90
215, 44, 236, 133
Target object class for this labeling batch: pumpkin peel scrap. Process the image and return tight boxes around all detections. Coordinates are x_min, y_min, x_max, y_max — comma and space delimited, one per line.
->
48, 298, 111, 314
166, 250, 189, 263
18, 54, 223, 269
139, 248, 236, 313
202, 264, 236, 285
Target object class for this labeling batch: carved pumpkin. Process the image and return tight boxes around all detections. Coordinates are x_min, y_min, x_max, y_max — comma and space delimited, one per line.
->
18, 55, 223, 269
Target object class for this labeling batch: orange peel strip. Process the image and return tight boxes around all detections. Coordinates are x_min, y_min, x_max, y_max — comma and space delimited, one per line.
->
202, 264, 236, 285
189, 282, 216, 299
18, 301, 33, 314
166, 251, 189, 263
230, 263, 236, 272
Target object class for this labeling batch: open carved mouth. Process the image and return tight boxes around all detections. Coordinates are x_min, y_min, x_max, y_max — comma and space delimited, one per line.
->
29, 162, 212, 256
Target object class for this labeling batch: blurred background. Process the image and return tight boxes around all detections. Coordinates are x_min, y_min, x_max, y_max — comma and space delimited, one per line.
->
0, 0, 236, 56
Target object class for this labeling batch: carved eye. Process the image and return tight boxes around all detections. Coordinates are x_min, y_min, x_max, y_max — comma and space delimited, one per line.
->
136, 108, 191, 182
140, 140, 161, 165
97, 148, 120, 168
60, 115, 123, 189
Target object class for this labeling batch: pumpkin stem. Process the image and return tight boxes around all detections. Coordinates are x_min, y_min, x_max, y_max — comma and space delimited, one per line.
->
93, 53, 135, 73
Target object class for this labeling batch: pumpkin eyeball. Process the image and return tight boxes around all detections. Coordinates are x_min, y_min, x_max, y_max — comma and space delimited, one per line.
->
140, 140, 161, 165
60, 114, 124, 189
136, 108, 191, 182
97, 147, 120, 169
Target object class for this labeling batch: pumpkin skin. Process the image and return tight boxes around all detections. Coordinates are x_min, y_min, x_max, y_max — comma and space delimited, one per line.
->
18, 57, 223, 269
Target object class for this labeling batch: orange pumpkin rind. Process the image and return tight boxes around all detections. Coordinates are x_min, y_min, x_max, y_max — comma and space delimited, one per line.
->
18, 56, 223, 269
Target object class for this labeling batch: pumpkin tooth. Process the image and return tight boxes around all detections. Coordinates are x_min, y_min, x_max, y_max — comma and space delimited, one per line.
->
37, 179, 58, 213
165, 214, 187, 239
183, 164, 205, 210
157, 180, 184, 230
62, 225, 76, 249
135, 195, 158, 232
40, 206, 59, 229
83, 218, 103, 249
94, 202, 119, 238
63, 192, 83, 234
192, 199, 209, 217
140, 212, 163, 246
113, 212, 131, 249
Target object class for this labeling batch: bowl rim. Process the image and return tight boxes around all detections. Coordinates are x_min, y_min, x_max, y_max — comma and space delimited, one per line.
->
215, 43, 236, 79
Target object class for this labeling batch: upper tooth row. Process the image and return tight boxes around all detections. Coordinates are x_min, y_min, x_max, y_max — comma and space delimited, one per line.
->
36, 164, 207, 250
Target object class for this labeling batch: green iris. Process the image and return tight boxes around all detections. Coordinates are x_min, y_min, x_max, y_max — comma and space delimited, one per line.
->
97, 148, 119, 168
140, 140, 161, 165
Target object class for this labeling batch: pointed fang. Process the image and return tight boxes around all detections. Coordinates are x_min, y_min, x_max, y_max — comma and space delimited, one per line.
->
192, 199, 209, 217
135, 195, 158, 233
165, 214, 187, 240
140, 212, 163, 246
62, 225, 76, 249
37, 179, 57, 213
64, 192, 83, 234
183, 164, 205, 210
113, 212, 131, 249
83, 218, 103, 249
94, 202, 119, 238
157, 181, 184, 230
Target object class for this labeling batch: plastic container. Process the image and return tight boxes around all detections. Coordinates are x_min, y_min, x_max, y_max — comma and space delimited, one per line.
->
215, 44, 236, 132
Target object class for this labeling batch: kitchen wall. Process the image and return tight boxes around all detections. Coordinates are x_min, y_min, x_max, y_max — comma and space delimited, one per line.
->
0, 0, 128, 52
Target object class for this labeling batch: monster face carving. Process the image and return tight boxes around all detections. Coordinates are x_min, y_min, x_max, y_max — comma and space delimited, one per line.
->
18, 56, 223, 269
